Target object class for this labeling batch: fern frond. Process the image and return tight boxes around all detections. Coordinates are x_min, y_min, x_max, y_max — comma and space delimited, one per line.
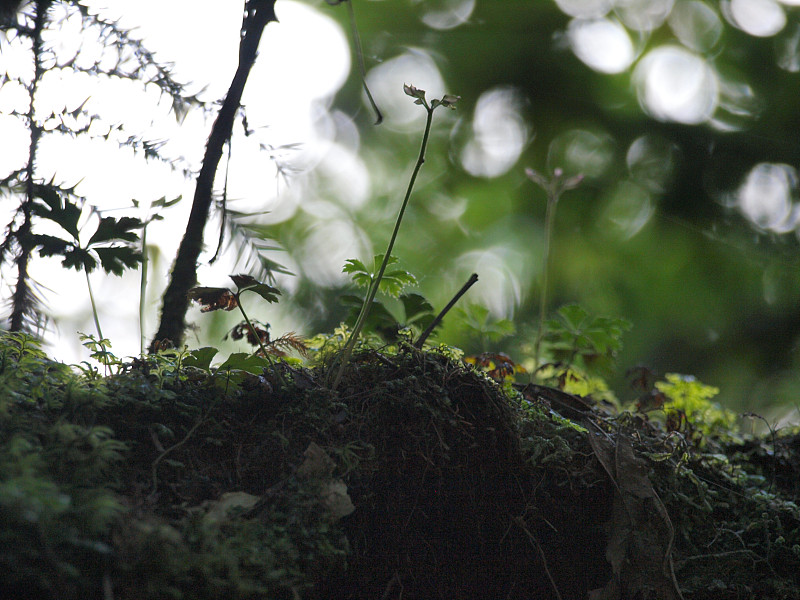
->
264, 332, 309, 358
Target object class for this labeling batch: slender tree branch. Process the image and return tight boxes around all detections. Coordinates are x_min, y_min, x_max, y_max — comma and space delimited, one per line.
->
150, 0, 277, 350
414, 273, 478, 349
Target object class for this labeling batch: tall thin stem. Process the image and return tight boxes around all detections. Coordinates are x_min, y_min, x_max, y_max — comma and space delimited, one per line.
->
344, 0, 382, 124
332, 105, 435, 389
533, 192, 557, 368
139, 225, 149, 356
85, 270, 104, 342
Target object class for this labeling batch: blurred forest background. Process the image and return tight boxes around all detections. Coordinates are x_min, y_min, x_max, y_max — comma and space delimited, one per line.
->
3, 0, 800, 421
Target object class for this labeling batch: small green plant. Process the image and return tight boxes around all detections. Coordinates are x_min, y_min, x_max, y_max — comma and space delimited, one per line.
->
341, 254, 435, 342
187, 273, 281, 361
455, 303, 516, 352
537, 303, 631, 378
655, 373, 736, 436
332, 84, 459, 389
77, 332, 123, 377
524, 167, 584, 368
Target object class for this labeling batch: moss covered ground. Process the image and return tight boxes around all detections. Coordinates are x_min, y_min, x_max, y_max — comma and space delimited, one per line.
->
1, 332, 798, 599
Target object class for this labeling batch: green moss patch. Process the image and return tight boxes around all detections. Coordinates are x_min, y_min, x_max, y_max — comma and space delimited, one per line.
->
0, 334, 798, 599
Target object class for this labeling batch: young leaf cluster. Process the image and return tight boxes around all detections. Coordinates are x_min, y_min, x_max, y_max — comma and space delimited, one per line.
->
655, 373, 736, 435
541, 304, 631, 376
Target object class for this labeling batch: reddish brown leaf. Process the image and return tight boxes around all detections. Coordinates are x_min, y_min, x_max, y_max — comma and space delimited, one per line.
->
187, 286, 238, 312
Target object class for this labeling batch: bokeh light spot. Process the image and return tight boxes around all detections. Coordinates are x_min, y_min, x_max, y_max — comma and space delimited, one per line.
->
615, 0, 674, 32
554, 0, 613, 19
455, 247, 523, 319
420, 0, 476, 30
547, 128, 615, 180
459, 87, 528, 178
568, 17, 635, 74
668, 1, 723, 52
725, 0, 786, 38
299, 220, 369, 288
634, 46, 718, 124
626, 135, 678, 192
776, 23, 800, 72
737, 163, 799, 232
600, 179, 654, 239
365, 49, 446, 130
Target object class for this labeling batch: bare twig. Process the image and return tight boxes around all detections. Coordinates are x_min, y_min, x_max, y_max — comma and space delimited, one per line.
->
414, 273, 478, 348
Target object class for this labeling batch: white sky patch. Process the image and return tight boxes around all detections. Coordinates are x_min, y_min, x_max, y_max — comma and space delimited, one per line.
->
568, 17, 635, 74
633, 46, 718, 124
0, 0, 353, 363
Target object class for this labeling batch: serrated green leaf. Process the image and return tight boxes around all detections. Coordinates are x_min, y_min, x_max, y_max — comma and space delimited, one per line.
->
378, 273, 412, 297
87, 216, 142, 246
183, 347, 218, 371
31, 234, 72, 258
31, 190, 82, 240
342, 258, 369, 275
216, 352, 271, 374
62, 247, 96, 272
94, 246, 142, 275
400, 293, 434, 321
558, 304, 589, 330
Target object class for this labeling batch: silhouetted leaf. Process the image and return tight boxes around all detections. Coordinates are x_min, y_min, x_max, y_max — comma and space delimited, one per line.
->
229, 273, 281, 303
30, 234, 72, 259
62, 247, 97, 272
31, 189, 81, 240
94, 246, 142, 275
87, 216, 142, 246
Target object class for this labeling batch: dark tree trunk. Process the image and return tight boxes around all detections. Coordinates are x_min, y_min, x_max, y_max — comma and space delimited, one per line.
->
9, 0, 50, 332
149, 0, 277, 350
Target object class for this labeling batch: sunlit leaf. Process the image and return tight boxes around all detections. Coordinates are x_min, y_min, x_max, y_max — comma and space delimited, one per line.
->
183, 346, 219, 371
216, 352, 270, 374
